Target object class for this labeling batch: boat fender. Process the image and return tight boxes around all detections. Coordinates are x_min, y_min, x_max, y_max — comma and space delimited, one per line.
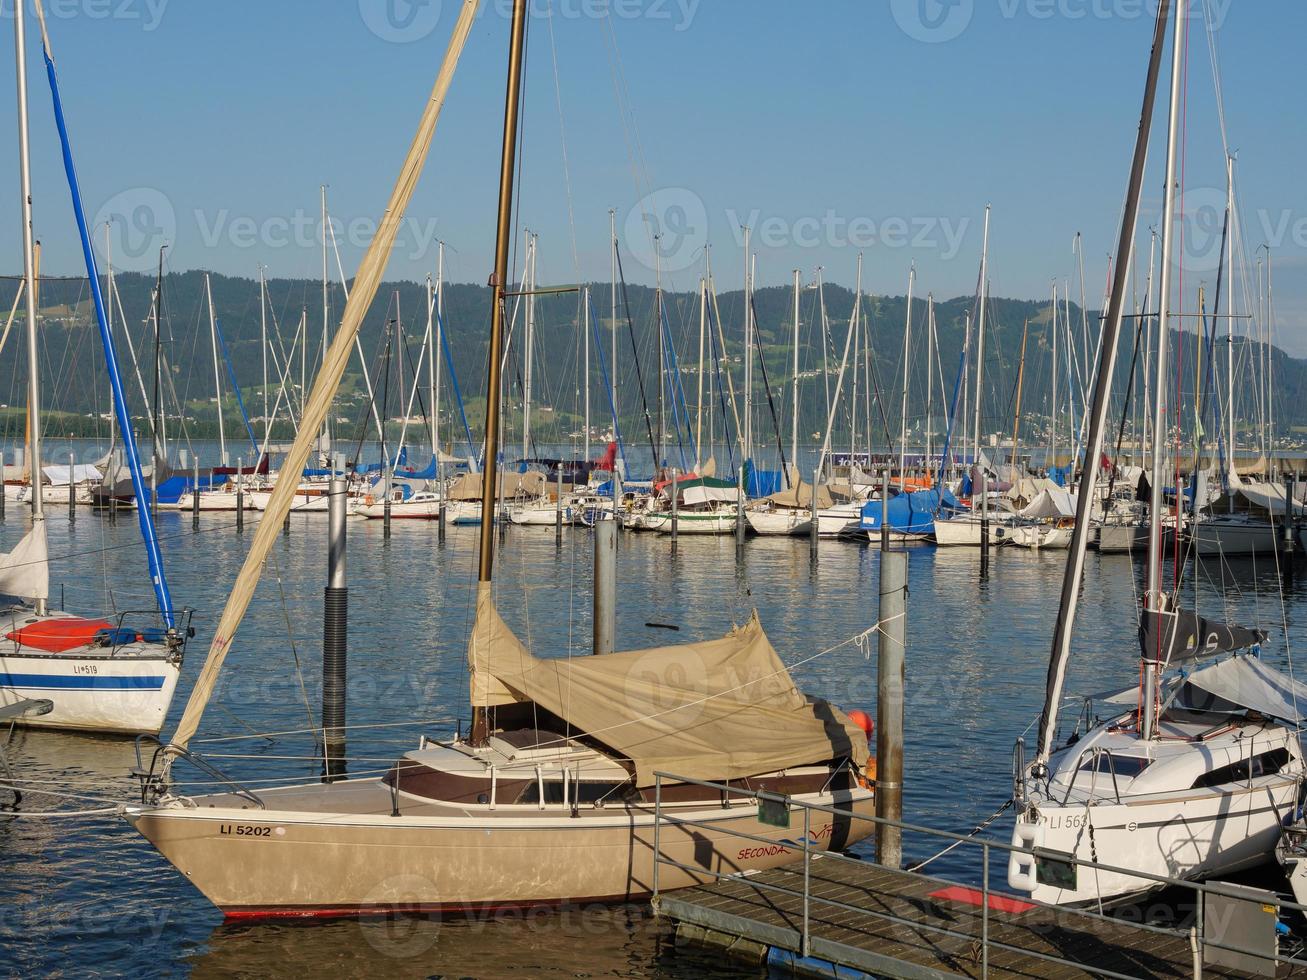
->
1007, 818, 1044, 892
863, 756, 877, 784
845, 709, 875, 740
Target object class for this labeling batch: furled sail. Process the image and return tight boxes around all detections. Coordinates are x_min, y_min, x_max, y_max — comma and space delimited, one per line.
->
1138, 604, 1267, 666
467, 584, 868, 785
0, 523, 49, 601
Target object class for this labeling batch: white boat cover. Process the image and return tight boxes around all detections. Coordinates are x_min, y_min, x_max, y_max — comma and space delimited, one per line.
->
0, 523, 49, 600
680, 483, 737, 507
42, 464, 102, 486
1238, 481, 1307, 516
1018, 488, 1077, 520
467, 583, 869, 785
1184, 656, 1307, 725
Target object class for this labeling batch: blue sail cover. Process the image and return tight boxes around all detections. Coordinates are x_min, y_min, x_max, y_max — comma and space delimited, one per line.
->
859, 488, 961, 536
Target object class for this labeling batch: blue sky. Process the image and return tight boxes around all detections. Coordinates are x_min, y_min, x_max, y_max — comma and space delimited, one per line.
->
3, 0, 1305, 352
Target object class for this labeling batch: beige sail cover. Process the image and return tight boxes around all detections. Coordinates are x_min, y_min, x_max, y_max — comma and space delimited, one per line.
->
0, 522, 48, 601
467, 584, 868, 785
446, 471, 545, 501
764, 480, 834, 510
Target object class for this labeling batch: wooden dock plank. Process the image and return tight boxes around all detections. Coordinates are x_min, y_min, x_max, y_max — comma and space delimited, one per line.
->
657, 856, 1303, 980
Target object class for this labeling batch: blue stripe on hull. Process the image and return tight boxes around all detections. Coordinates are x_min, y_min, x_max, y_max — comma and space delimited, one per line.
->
0, 673, 166, 691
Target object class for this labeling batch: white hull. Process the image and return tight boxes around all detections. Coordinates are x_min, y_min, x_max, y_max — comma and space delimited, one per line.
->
745, 509, 812, 537
1009, 525, 1073, 550
648, 512, 738, 535
508, 503, 572, 526
1010, 776, 1297, 906
0, 649, 181, 734
1191, 517, 1281, 556
932, 515, 1015, 546
173, 490, 257, 512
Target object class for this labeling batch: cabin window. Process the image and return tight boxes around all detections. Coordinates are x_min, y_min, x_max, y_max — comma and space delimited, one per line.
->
1192, 748, 1291, 789
517, 781, 626, 805
1078, 754, 1151, 778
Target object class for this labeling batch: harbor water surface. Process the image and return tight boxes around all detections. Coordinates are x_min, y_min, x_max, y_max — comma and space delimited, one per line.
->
1, 498, 1303, 977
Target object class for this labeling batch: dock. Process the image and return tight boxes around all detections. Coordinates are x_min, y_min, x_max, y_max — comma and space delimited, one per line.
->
652, 775, 1307, 979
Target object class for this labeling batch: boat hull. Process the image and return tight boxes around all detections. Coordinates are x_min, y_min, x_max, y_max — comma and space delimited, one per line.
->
1008, 776, 1298, 906
125, 781, 875, 917
932, 516, 1013, 547
647, 512, 738, 535
744, 509, 812, 537
1191, 518, 1281, 557
0, 650, 180, 734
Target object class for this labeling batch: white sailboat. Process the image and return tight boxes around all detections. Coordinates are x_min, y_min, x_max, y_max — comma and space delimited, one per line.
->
125, 1, 873, 918
1008, 1, 1305, 907
0, 3, 191, 735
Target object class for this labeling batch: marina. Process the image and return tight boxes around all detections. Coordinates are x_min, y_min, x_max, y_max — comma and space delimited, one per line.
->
2, 0, 1307, 977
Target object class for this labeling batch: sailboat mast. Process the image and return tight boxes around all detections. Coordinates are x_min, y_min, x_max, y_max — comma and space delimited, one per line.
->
609, 209, 618, 455
583, 284, 591, 465
435, 241, 444, 463
476, 0, 529, 585
153, 247, 167, 468
742, 227, 752, 467
925, 295, 935, 476
695, 277, 705, 469
523, 231, 536, 461
14, 0, 44, 614
1142, 0, 1186, 742
260, 266, 270, 451
791, 268, 801, 483
1225, 156, 1235, 478
898, 263, 915, 487
205, 273, 227, 465
321, 185, 332, 456
1036, 0, 1174, 764
972, 206, 991, 468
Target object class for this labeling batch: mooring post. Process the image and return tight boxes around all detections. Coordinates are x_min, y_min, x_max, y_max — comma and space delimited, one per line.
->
593, 518, 616, 656
0, 454, 6, 522
555, 467, 564, 546
613, 470, 624, 530
235, 457, 245, 532
67, 452, 76, 525
150, 467, 157, 516
880, 472, 890, 552
670, 468, 679, 554
809, 467, 820, 562
322, 471, 348, 782
980, 458, 991, 576
876, 547, 907, 870
383, 464, 392, 541
191, 456, 200, 529
736, 465, 747, 557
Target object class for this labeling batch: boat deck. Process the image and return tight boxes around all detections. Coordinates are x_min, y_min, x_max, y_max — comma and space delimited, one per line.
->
656, 854, 1307, 979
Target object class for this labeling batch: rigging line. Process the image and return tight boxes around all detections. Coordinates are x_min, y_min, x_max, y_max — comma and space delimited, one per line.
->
704, 291, 737, 475
748, 295, 789, 480
193, 716, 460, 745
544, 2, 581, 277
213, 316, 260, 457
614, 244, 659, 469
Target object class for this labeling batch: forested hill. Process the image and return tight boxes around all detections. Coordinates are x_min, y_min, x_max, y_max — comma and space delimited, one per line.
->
1, 271, 1303, 450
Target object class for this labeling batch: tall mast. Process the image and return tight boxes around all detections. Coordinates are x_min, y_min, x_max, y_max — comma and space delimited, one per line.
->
742, 226, 752, 466
583, 284, 591, 465
609, 208, 618, 457
1050, 282, 1058, 472
695, 276, 706, 470
523, 231, 536, 461
260, 266, 270, 451
205, 274, 228, 465
321, 185, 332, 456
14, 0, 45, 615
435, 241, 444, 461
925, 294, 935, 474
791, 268, 801, 483
1142, 0, 1186, 742
152, 246, 167, 468
972, 205, 991, 469
898, 263, 915, 486
1036, 0, 1175, 764
476, 0, 529, 585
1224, 157, 1235, 479
425, 273, 436, 458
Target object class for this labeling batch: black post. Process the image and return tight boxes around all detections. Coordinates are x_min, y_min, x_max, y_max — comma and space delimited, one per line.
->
191, 456, 200, 529
880, 473, 890, 552
383, 465, 392, 541
235, 457, 245, 533
67, 452, 76, 525
322, 474, 348, 782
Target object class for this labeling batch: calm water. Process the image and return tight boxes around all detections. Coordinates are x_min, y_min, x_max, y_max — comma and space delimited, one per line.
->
1, 500, 1304, 977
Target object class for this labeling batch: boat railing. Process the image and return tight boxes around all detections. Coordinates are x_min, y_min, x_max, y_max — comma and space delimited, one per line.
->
100, 607, 195, 659
131, 734, 266, 810
1056, 744, 1124, 806
651, 770, 1307, 977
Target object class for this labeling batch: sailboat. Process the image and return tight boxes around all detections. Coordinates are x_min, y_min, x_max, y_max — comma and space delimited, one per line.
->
125, 0, 873, 917
1008, 0, 1304, 907
0, 2, 192, 735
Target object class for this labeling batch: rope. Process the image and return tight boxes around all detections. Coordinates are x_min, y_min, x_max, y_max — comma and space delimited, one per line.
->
906, 798, 1012, 872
